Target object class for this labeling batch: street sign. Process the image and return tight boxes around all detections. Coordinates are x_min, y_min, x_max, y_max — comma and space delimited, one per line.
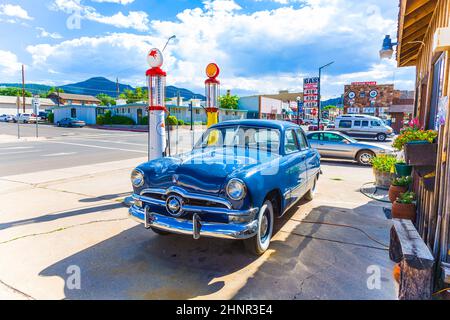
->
32, 96, 40, 115
303, 77, 319, 116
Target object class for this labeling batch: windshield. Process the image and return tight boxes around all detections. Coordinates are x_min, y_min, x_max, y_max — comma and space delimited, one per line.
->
194, 126, 281, 153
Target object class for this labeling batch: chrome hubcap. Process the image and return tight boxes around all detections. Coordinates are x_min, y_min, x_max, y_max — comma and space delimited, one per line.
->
260, 214, 269, 239
360, 153, 372, 164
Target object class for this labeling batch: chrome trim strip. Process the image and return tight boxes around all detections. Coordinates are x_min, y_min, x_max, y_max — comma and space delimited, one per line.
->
129, 206, 258, 240
140, 186, 232, 209
132, 194, 258, 216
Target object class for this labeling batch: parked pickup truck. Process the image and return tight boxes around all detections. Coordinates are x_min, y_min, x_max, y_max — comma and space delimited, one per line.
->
13, 114, 41, 123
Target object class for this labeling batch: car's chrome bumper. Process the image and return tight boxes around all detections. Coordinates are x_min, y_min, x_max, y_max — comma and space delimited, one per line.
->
129, 205, 258, 240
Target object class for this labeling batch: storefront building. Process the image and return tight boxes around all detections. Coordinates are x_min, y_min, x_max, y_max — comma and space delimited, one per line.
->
396, 0, 450, 296
343, 82, 414, 129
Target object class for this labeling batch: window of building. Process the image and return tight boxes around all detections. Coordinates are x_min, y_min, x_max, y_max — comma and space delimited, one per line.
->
128, 108, 130, 113
359, 92, 366, 98
338, 120, 352, 128
284, 129, 300, 154
71, 108, 77, 118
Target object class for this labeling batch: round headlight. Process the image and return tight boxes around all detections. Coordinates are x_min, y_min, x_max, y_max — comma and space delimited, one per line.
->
226, 179, 247, 201
131, 169, 144, 187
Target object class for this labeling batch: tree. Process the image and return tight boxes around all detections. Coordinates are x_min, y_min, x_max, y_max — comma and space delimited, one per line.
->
323, 105, 337, 110
0, 87, 32, 97
46, 87, 64, 97
97, 93, 116, 106
219, 94, 239, 110
123, 88, 148, 104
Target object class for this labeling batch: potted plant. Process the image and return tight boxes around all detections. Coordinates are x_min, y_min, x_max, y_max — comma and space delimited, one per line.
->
371, 154, 398, 189
392, 119, 438, 166
392, 191, 416, 222
395, 161, 412, 177
389, 176, 412, 203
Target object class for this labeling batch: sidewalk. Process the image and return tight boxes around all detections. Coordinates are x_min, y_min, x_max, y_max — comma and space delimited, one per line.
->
0, 158, 396, 300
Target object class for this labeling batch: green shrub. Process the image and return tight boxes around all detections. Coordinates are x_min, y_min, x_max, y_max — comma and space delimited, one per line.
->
177, 119, 185, 125
396, 191, 415, 204
47, 112, 54, 123
166, 115, 178, 126
111, 115, 135, 125
371, 154, 398, 173
139, 116, 148, 125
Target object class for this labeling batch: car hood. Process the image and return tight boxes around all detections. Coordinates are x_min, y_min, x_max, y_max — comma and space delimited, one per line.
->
138, 147, 280, 195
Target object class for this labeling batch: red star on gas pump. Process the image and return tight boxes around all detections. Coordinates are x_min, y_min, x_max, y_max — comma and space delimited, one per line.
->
149, 50, 158, 58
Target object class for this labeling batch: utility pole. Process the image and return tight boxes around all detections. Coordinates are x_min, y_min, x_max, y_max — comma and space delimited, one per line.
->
317, 61, 334, 129
116, 77, 120, 99
21, 64, 26, 113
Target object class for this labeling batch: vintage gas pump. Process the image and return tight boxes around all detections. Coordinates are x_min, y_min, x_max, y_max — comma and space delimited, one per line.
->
146, 48, 167, 160
205, 63, 220, 127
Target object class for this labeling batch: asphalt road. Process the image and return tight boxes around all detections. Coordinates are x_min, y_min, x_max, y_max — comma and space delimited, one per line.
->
0, 123, 202, 177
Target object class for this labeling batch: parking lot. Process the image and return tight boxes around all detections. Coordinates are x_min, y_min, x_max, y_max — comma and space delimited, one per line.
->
0, 122, 397, 300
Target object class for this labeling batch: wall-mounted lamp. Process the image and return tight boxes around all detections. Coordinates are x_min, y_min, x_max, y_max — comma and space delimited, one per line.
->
379, 35, 398, 59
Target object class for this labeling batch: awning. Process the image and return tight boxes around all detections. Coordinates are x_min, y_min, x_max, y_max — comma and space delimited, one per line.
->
397, 0, 438, 67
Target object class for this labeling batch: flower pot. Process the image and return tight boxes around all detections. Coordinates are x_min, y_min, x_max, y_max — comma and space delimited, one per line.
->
392, 201, 416, 222
388, 185, 408, 203
404, 143, 437, 166
395, 163, 412, 177
373, 169, 395, 189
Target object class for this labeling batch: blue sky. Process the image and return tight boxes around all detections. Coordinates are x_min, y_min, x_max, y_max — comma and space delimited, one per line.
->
0, 0, 415, 98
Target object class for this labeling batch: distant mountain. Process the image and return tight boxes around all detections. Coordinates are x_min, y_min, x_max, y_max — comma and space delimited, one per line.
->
0, 76, 206, 101
322, 96, 344, 107
60, 77, 133, 97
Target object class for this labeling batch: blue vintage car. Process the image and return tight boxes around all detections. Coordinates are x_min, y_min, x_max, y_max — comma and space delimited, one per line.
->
129, 120, 321, 254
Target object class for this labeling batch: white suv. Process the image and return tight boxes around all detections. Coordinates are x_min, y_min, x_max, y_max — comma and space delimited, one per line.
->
334, 114, 394, 142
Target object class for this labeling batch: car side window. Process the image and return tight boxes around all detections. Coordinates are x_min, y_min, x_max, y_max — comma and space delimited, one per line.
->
296, 129, 309, 150
362, 120, 369, 127
323, 133, 345, 142
338, 120, 352, 128
284, 129, 300, 154
354, 120, 361, 126
371, 120, 381, 127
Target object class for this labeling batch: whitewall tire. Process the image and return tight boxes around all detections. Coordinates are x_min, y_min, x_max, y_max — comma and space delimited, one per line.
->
244, 200, 274, 255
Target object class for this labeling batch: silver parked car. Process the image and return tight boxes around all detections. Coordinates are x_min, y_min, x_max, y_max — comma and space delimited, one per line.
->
306, 131, 395, 165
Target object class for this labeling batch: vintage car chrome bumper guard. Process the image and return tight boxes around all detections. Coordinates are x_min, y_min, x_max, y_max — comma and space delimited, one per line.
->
129, 187, 259, 240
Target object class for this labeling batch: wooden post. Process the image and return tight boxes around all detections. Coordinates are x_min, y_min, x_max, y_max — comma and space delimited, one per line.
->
389, 219, 434, 300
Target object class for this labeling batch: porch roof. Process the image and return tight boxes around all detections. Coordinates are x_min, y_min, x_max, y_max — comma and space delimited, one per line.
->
397, 0, 438, 67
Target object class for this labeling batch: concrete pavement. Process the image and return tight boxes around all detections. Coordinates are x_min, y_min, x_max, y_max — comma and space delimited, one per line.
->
0, 152, 397, 299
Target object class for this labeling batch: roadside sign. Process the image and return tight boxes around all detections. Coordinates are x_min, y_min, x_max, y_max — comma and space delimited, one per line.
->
303, 77, 320, 115
32, 96, 40, 115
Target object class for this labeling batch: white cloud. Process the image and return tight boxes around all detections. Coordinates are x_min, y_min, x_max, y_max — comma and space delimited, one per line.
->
0, 4, 33, 20
0, 50, 22, 80
91, 0, 135, 4
26, 0, 414, 97
36, 27, 63, 39
51, 0, 149, 31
